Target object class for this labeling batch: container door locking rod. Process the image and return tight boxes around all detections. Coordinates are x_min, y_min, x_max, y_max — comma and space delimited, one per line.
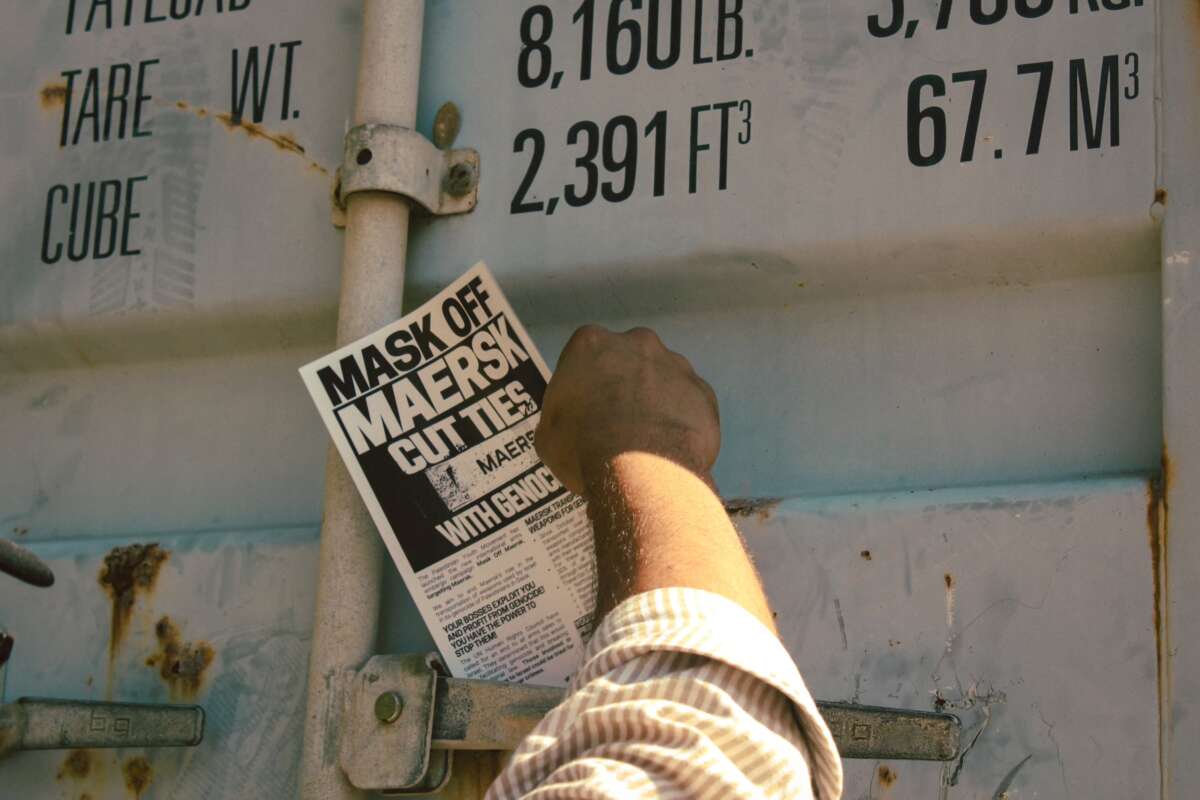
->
339, 654, 961, 794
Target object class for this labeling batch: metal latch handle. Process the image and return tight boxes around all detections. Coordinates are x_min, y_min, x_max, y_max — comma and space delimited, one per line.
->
341, 653, 961, 794
0, 698, 205, 757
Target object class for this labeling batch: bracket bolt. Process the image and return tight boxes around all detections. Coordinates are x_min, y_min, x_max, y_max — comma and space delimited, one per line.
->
444, 162, 477, 198
374, 691, 404, 724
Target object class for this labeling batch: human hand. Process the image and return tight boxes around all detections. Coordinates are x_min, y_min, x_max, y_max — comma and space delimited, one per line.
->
535, 325, 720, 497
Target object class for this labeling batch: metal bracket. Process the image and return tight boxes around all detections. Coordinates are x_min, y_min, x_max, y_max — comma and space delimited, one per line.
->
333, 123, 479, 227
341, 653, 961, 793
339, 653, 452, 794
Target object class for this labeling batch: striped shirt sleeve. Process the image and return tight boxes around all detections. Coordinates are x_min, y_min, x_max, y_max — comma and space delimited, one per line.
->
485, 587, 843, 800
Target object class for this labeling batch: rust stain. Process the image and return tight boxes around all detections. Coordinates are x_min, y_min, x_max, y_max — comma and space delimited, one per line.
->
1148, 443, 1172, 796
56, 749, 92, 780
98, 544, 169, 662
122, 756, 152, 798
877, 764, 897, 788
215, 111, 307, 153
166, 101, 328, 174
145, 615, 215, 698
1155, 187, 1168, 206
944, 572, 954, 589
40, 82, 68, 109
860, 549, 872, 561
724, 497, 781, 520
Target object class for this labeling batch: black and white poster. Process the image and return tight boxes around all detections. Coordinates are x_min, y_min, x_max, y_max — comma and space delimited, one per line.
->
301, 263, 595, 685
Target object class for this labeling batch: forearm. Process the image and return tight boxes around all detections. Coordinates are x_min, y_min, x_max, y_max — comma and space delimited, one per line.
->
585, 452, 777, 633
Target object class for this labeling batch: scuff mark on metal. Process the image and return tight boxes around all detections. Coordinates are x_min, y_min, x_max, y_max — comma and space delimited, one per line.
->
938, 681, 1006, 787
1036, 704, 1069, 797
991, 753, 1032, 799
98, 544, 169, 665
56, 748, 92, 780
39, 82, 67, 109
168, 100, 329, 174
833, 597, 848, 650
724, 497, 781, 520
145, 615, 214, 699
122, 755, 152, 798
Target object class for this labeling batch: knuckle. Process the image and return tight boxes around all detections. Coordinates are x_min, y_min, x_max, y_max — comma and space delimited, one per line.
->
569, 324, 609, 347
624, 326, 663, 351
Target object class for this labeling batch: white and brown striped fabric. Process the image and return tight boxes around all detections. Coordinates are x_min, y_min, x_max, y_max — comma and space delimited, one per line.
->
486, 588, 843, 799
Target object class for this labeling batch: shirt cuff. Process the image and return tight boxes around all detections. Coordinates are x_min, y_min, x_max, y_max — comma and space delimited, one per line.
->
575, 587, 844, 799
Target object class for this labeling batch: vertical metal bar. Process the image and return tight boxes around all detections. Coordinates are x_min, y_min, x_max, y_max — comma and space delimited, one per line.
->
299, 2, 425, 798
1159, 2, 1199, 798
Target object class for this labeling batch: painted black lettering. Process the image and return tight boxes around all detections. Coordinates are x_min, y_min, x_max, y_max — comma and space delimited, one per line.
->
230, 44, 275, 123
716, 0, 743, 60
279, 40, 301, 120
1070, 55, 1119, 149
93, 179, 122, 258
103, 63, 132, 141
120, 176, 147, 256
133, 59, 157, 138
41, 185, 68, 264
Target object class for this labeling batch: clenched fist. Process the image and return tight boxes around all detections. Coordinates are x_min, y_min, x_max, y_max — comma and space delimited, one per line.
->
535, 325, 720, 497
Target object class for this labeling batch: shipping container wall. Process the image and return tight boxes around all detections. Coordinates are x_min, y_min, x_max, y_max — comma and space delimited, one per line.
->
2, 0, 1193, 798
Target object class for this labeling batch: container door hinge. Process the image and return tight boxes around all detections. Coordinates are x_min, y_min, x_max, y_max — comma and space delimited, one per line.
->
332, 124, 479, 228
339, 653, 962, 794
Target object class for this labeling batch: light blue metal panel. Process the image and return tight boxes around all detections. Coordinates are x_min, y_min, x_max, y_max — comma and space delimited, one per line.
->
739, 477, 1159, 797
0, 528, 318, 798
405, 0, 1161, 496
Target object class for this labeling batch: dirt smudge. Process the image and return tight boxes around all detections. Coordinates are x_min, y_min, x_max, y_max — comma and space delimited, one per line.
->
145, 615, 215, 698
122, 756, 152, 798
98, 544, 169, 662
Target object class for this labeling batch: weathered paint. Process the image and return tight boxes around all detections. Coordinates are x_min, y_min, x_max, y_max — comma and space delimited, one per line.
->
741, 478, 1160, 797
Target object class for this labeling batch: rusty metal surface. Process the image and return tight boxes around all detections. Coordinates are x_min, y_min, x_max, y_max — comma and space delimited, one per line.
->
0, 529, 317, 797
